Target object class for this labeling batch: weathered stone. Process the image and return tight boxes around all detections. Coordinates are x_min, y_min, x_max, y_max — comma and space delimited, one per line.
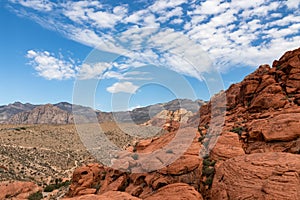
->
144, 183, 203, 200
211, 152, 300, 200
0, 181, 41, 200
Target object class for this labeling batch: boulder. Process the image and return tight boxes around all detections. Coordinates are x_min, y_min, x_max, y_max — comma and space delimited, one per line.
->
210, 132, 245, 161
144, 183, 203, 200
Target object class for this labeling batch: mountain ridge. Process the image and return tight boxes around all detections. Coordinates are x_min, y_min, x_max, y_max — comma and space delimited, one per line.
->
0, 99, 205, 125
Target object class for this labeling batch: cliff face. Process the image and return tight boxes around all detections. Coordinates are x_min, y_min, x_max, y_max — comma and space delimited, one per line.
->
8, 104, 74, 124
199, 47, 300, 156
0, 102, 36, 123
64, 47, 300, 200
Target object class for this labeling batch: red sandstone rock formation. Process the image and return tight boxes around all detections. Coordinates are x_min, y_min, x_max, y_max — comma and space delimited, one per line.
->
66, 47, 300, 200
0, 181, 41, 199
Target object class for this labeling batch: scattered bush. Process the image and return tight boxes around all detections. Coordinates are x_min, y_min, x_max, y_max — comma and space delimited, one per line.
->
92, 183, 101, 193
276, 65, 281, 70
203, 159, 216, 167
44, 184, 56, 192
15, 127, 26, 131
202, 166, 214, 176
198, 135, 205, 142
202, 157, 216, 188
230, 126, 244, 136
131, 153, 139, 160
204, 124, 209, 129
204, 176, 213, 186
28, 191, 43, 200
166, 149, 173, 154
44, 180, 71, 192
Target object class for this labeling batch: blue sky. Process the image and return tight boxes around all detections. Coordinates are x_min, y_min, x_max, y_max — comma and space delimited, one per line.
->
0, 0, 299, 111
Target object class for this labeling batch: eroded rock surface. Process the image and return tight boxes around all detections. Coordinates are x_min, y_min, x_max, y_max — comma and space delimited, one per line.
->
197, 47, 300, 199
67, 127, 203, 199
212, 152, 300, 200
0, 181, 41, 200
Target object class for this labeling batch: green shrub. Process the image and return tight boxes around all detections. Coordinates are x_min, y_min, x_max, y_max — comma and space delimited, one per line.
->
92, 183, 101, 193
276, 65, 281, 70
204, 176, 213, 186
166, 149, 173, 154
204, 124, 209, 129
198, 135, 205, 142
203, 158, 216, 167
44, 184, 56, 192
230, 126, 244, 136
202, 167, 214, 176
202, 157, 216, 188
131, 153, 139, 160
28, 191, 43, 200
44, 180, 71, 192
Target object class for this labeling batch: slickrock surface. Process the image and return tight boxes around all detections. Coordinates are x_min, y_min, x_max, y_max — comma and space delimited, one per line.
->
211, 152, 300, 200
0, 181, 41, 199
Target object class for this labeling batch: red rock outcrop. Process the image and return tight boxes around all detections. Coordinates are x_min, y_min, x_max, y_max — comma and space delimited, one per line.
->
199, 47, 300, 156
64, 192, 141, 200
66, 47, 300, 200
198, 47, 300, 198
144, 183, 203, 200
67, 127, 204, 199
0, 181, 41, 199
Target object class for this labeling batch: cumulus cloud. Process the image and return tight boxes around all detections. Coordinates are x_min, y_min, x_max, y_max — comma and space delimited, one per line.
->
26, 50, 77, 80
78, 62, 112, 80
106, 82, 139, 94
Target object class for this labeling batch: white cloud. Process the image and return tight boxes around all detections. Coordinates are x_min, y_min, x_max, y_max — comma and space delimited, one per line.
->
103, 70, 152, 81
78, 62, 112, 80
156, 7, 183, 23
286, 0, 300, 9
230, 0, 265, 10
26, 50, 76, 80
106, 81, 139, 94
113, 5, 128, 15
149, 0, 186, 13
192, 1, 229, 15
170, 18, 183, 24
68, 28, 126, 54
11, 0, 300, 78
86, 10, 122, 28
10, 0, 54, 11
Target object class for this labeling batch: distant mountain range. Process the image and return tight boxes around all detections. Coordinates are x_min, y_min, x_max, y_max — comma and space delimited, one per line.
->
0, 99, 205, 124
